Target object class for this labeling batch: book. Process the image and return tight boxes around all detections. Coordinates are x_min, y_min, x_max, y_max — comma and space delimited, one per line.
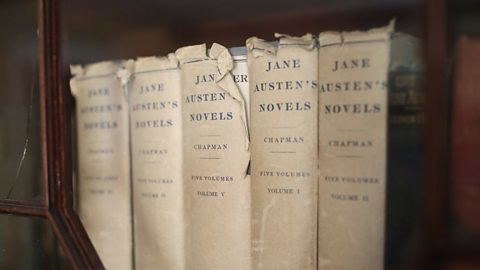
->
70, 60, 133, 270
317, 23, 393, 269
451, 37, 480, 235
385, 32, 424, 269
247, 34, 318, 270
175, 43, 251, 270
230, 46, 250, 126
129, 55, 185, 270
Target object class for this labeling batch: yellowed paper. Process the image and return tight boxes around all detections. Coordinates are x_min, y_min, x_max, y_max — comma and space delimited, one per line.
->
70, 60, 132, 270
130, 55, 185, 270
176, 43, 251, 270
247, 34, 318, 270
318, 23, 394, 270
230, 47, 250, 127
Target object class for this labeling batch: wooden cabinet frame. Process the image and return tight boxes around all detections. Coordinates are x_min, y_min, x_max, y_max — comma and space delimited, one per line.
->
0, 0, 459, 269
0, 0, 103, 268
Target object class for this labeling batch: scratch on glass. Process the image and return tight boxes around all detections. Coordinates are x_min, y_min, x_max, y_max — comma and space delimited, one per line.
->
6, 63, 36, 199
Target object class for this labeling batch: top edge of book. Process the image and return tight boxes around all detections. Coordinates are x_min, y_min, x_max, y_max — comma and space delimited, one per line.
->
246, 34, 314, 55
70, 59, 133, 79
175, 43, 209, 63
134, 53, 179, 73
318, 21, 395, 47
176, 43, 241, 66
390, 32, 423, 70
276, 33, 316, 48
229, 46, 247, 57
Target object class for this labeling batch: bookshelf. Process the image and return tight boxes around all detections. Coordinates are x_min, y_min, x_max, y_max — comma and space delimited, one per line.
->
0, 0, 479, 269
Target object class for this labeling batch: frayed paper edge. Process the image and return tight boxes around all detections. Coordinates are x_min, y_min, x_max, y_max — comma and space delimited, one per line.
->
70, 60, 129, 97
134, 53, 179, 73
319, 19, 395, 47
276, 33, 316, 50
246, 33, 316, 58
176, 43, 250, 152
210, 43, 250, 152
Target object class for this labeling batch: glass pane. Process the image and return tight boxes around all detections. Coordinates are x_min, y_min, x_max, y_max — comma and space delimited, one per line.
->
63, 0, 424, 269
446, 2, 480, 268
0, 214, 70, 269
0, 1, 42, 200
450, 0, 480, 235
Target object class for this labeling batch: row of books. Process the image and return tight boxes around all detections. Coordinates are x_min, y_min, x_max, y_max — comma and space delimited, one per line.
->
70, 21, 424, 270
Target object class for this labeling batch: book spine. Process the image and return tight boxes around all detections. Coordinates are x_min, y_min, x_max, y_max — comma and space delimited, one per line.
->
247, 34, 318, 270
176, 43, 251, 270
451, 37, 480, 234
70, 61, 133, 270
317, 23, 393, 270
230, 47, 250, 126
129, 55, 185, 270
385, 33, 424, 269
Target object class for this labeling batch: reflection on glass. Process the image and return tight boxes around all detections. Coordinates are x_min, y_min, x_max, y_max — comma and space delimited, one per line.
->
63, 0, 426, 268
0, 214, 69, 269
0, 1, 41, 200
